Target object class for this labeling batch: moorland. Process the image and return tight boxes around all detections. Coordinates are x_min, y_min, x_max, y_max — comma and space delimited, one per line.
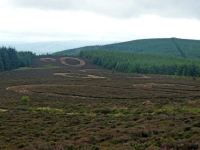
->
0, 55, 200, 150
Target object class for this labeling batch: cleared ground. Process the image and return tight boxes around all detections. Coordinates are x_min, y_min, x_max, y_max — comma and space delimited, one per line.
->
0, 56, 200, 150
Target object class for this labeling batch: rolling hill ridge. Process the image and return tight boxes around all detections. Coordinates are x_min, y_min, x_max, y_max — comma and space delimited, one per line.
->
54, 38, 200, 59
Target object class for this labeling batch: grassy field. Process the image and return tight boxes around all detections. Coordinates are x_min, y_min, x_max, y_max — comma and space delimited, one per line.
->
0, 56, 200, 150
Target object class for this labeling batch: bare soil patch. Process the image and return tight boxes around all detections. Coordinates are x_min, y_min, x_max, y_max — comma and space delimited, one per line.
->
80, 69, 100, 72
133, 83, 176, 88
53, 73, 71, 77
54, 73, 105, 79
85, 75, 105, 79
133, 83, 195, 89
60, 57, 85, 67
7, 84, 55, 94
0, 108, 8, 112
7, 84, 96, 95
40, 58, 56, 62
128, 75, 151, 79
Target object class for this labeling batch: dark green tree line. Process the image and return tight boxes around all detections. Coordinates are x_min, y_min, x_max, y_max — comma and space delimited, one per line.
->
79, 50, 200, 76
0, 46, 36, 72
17, 51, 36, 67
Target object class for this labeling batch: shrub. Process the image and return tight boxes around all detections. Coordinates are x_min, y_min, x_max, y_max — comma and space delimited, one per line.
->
106, 77, 111, 82
21, 95, 30, 103
17, 142, 27, 148
56, 100, 60, 105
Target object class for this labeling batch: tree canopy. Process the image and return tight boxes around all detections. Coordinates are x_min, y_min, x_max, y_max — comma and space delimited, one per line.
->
0, 47, 36, 72
79, 50, 200, 76
55, 38, 200, 59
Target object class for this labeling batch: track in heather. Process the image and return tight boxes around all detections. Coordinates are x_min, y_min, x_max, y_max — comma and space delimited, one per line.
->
40, 57, 86, 67
40, 58, 56, 62
60, 57, 86, 67
40, 57, 85, 67
53, 73, 106, 79
1, 56, 200, 150
6, 84, 131, 99
6, 81, 196, 101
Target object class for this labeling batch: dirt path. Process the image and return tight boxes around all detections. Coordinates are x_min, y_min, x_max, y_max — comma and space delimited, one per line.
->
6, 84, 108, 98
133, 83, 175, 88
80, 69, 100, 72
53, 73, 105, 79
40, 57, 86, 67
6, 84, 130, 100
53, 73, 73, 77
6, 83, 195, 100
127, 75, 151, 79
6, 83, 188, 94
60, 57, 85, 67
7, 84, 101, 94
133, 83, 195, 88
7, 84, 55, 94
40, 58, 56, 62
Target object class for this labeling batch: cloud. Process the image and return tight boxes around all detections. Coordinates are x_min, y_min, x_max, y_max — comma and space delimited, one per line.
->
1, 0, 200, 42
5, 0, 200, 19
7, 0, 83, 10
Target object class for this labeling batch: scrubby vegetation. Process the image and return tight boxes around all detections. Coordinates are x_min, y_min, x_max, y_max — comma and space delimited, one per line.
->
21, 95, 30, 103
0, 56, 199, 149
79, 50, 200, 76
1, 37, 200, 149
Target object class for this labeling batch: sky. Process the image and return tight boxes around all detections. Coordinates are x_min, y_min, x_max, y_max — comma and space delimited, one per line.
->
0, 0, 200, 42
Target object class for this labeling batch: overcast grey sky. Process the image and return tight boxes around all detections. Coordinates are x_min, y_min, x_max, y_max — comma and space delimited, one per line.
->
0, 0, 200, 42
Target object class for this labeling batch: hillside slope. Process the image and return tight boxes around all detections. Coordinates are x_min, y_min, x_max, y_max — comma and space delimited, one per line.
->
54, 38, 200, 59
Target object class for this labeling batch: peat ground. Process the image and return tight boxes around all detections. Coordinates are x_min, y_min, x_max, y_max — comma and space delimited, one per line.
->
0, 56, 200, 150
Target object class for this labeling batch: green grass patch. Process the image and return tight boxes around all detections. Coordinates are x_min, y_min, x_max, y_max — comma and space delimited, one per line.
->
182, 107, 200, 114
152, 105, 200, 115
14, 67, 33, 70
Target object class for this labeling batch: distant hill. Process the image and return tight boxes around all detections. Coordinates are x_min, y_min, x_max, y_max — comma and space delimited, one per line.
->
54, 38, 200, 59
0, 40, 114, 55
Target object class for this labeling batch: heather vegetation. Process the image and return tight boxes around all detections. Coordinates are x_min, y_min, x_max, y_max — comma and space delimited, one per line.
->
0, 56, 199, 149
0, 38, 200, 149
